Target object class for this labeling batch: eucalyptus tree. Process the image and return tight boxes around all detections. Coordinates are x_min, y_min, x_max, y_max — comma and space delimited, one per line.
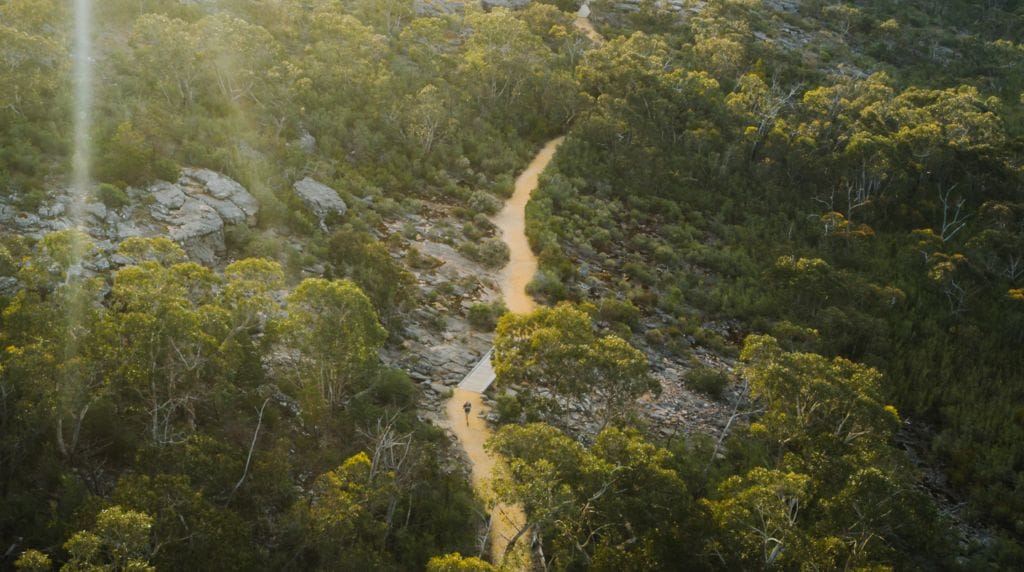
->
277, 278, 387, 418
493, 304, 658, 430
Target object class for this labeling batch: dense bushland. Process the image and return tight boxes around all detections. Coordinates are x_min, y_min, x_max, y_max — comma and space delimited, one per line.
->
527, 0, 1024, 564
3, 0, 1023, 568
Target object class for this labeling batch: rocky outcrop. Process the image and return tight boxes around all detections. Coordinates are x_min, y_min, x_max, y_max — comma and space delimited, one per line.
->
602, 0, 691, 13
0, 168, 259, 269
480, 0, 530, 9
149, 182, 226, 266
180, 168, 259, 225
0, 198, 75, 237
147, 169, 260, 265
415, 0, 465, 16
293, 177, 347, 230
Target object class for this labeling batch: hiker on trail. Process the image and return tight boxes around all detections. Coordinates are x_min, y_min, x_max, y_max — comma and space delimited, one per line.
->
463, 401, 472, 425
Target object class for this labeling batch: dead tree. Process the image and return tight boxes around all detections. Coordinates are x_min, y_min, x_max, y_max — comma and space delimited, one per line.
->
227, 397, 272, 505
703, 379, 764, 483
359, 414, 414, 538
939, 183, 970, 242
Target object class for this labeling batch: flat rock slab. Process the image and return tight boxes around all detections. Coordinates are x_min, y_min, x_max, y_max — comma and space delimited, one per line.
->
293, 177, 346, 227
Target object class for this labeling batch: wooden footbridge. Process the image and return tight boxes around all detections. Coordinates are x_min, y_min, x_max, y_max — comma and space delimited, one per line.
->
457, 348, 497, 393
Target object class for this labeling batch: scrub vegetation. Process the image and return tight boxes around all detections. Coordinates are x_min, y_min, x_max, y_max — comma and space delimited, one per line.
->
1, 0, 1023, 569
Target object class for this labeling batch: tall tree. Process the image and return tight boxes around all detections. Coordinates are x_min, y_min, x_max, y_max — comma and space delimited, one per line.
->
278, 278, 387, 415
493, 304, 658, 429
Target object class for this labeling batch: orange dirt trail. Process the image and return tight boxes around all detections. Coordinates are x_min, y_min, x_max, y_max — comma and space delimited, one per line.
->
492, 137, 564, 316
445, 137, 565, 568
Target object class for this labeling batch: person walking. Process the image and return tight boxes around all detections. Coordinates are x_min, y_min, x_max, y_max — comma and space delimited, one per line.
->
463, 401, 472, 426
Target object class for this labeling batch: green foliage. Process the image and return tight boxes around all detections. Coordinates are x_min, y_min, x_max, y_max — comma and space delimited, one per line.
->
106, 473, 254, 571
0, 1, 66, 191
426, 552, 497, 572
741, 335, 901, 469
405, 246, 442, 270
521, 3, 1024, 559
326, 228, 416, 331
467, 190, 501, 215
1, 237, 476, 569
62, 506, 155, 572
466, 300, 507, 331
704, 468, 816, 569
490, 173, 514, 198
490, 424, 700, 569
93, 183, 130, 210
494, 304, 659, 429
593, 297, 641, 332
3, 0, 1023, 566
279, 278, 387, 414
535, 0, 581, 13
290, 452, 389, 568
699, 336, 946, 569
683, 367, 729, 400
458, 237, 509, 270
14, 550, 51, 572
494, 392, 525, 425
14, 188, 47, 212
95, 121, 179, 186
525, 269, 570, 304
1, 1, 577, 568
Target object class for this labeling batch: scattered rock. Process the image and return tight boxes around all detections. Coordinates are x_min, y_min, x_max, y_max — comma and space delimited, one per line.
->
0, 168, 259, 269
39, 203, 65, 218
84, 201, 106, 221
293, 177, 347, 230
181, 168, 259, 225
0, 204, 16, 225
481, 0, 530, 9
157, 200, 226, 267
14, 212, 41, 230
428, 382, 450, 395
293, 130, 317, 153
114, 219, 146, 241
109, 253, 134, 267
764, 0, 799, 12
141, 170, 260, 265
151, 182, 188, 210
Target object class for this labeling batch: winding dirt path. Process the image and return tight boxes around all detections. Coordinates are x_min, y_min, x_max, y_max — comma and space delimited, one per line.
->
445, 137, 564, 567
493, 137, 564, 316
445, 389, 522, 564
440, 10, 601, 567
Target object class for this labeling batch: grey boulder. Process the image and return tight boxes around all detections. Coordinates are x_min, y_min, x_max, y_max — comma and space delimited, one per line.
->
293, 177, 347, 229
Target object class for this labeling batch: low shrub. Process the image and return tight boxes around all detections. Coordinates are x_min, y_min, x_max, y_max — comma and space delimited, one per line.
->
94, 183, 130, 209
459, 237, 509, 269
15, 189, 46, 212
406, 246, 442, 270
683, 367, 730, 400
526, 269, 569, 303
467, 300, 507, 331
596, 297, 641, 331
468, 190, 501, 215
495, 393, 523, 424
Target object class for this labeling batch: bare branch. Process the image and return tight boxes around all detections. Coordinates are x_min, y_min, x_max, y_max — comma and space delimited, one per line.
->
939, 183, 970, 242
226, 397, 272, 505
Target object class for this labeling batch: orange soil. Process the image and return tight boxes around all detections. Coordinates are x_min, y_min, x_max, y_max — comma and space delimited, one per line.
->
444, 138, 565, 568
